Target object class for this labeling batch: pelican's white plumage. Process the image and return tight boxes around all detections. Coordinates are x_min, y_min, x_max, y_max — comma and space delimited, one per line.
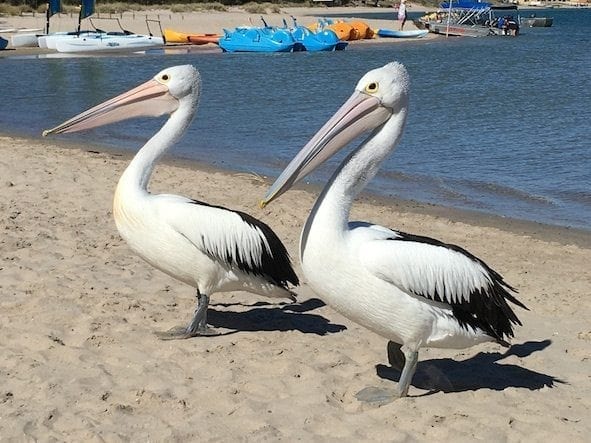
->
262, 62, 527, 397
44, 65, 298, 338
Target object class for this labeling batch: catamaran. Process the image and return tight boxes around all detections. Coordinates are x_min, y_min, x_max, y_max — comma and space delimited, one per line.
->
39, 0, 163, 53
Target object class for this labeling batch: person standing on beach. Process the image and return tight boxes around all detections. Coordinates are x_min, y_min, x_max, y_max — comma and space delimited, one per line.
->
397, 0, 407, 30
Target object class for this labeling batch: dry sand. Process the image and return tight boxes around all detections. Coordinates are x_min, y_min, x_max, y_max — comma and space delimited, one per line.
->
1, 6, 590, 441
1, 132, 590, 441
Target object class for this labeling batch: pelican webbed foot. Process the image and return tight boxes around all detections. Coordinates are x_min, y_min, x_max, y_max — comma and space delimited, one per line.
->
354, 342, 418, 400
155, 324, 221, 340
355, 386, 398, 404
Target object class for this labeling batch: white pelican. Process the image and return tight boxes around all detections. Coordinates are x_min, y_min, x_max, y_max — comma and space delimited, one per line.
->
260, 62, 527, 397
44, 65, 299, 339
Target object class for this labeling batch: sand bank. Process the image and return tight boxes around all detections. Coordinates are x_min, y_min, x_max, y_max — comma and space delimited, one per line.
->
1, 133, 590, 440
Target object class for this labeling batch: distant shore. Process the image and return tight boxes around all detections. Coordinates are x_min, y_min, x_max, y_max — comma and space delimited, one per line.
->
0, 5, 439, 56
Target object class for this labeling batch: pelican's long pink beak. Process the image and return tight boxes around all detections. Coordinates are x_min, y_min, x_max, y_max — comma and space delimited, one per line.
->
43, 79, 178, 136
260, 90, 391, 208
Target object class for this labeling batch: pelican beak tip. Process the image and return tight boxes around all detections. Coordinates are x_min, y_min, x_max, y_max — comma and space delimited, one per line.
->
42, 130, 50, 137
259, 200, 268, 209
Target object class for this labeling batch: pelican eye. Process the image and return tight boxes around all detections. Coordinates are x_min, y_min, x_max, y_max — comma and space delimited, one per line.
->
160, 74, 170, 82
365, 82, 379, 93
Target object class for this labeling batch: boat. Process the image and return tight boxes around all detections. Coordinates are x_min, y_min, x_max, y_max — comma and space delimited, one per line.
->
219, 27, 294, 53
309, 19, 355, 41
349, 21, 372, 40
326, 22, 356, 41
0, 36, 8, 50
10, 29, 43, 48
39, 30, 102, 49
35, 0, 69, 49
287, 17, 346, 52
377, 29, 429, 38
424, 1, 519, 37
37, 0, 105, 49
186, 34, 222, 45
54, 33, 164, 53
520, 15, 553, 27
37, 0, 163, 53
292, 26, 346, 51
163, 28, 221, 45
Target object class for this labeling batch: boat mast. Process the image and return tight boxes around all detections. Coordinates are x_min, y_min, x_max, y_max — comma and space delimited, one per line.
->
45, 0, 61, 34
78, 0, 95, 34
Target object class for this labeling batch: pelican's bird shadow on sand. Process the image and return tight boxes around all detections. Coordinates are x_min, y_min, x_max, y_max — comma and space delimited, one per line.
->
375, 339, 562, 396
206, 297, 347, 336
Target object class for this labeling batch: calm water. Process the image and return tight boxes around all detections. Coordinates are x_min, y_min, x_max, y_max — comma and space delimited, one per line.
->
1, 8, 590, 230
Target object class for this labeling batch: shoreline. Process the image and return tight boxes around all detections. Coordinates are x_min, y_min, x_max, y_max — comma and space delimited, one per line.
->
5, 132, 590, 248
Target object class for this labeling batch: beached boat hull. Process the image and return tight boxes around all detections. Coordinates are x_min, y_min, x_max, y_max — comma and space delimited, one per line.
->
55, 34, 164, 53
186, 34, 221, 45
291, 27, 345, 52
326, 22, 355, 41
163, 28, 221, 45
219, 28, 294, 53
349, 21, 372, 40
39, 31, 102, 49
10, 32, 40, 48
377, 29, 429, 38
427, 22, 494, 37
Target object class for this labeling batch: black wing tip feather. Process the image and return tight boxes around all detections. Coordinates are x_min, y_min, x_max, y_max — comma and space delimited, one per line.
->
235, 209, 300, 287
393, 230, 528, 342
189, 200, 299, 288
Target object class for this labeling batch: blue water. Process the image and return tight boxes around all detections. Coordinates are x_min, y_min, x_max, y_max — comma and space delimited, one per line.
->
1, 8, 590, 231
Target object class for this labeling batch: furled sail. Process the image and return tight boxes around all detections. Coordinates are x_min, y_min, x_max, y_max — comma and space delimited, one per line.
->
45, 0, 61, 33
80, 0, 95, 20
48, 0, 62, 18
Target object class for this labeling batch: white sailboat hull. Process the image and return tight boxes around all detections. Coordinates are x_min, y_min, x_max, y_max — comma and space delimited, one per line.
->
55, 34, 164, 53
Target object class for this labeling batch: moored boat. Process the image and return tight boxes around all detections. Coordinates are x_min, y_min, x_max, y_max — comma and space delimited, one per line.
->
0, 36, 8, 50
520, 15, 553, 27
377, 29, 429, 38
424, 1, 519, 37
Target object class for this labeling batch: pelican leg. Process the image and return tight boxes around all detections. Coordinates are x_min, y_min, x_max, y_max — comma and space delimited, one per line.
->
396, 347, 419, 397
185, 292, 217, 336
355, 345, 418, 403
387, 341, 406, 372
156, 291, 219, 340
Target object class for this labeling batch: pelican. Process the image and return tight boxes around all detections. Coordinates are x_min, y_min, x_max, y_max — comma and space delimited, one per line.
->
260, 62, 527, 397
44, 65, 299, 339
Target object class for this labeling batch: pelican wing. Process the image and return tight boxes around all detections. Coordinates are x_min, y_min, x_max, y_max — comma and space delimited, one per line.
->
361, 231, 493, 303
162, 195, 298, 287
359, 229, 526, 342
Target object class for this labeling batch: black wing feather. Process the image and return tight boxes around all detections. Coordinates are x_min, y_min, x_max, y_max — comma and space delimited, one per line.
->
392, 230, 528, 345
189, 200, 299, 289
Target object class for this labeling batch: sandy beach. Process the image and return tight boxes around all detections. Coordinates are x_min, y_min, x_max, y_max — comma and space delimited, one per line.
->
1, 131, 590, 441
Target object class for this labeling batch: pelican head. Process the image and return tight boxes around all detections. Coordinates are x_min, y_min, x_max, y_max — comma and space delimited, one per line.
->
260, 62, 410, 208
43, 65, 201, 136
